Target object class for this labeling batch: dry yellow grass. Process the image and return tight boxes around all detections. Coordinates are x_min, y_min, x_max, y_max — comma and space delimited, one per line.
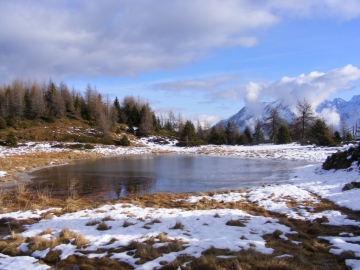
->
0, 150, 107, 182
0, 169, 359, 270
0, 231, 25, 256
27, 235, 58, 254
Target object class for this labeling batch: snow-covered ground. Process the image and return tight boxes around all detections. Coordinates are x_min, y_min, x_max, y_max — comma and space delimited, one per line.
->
0, 139, 347, 161
0, 139, 359, 269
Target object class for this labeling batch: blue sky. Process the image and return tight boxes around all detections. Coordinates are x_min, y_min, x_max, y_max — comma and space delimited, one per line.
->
1, 1, 359, 125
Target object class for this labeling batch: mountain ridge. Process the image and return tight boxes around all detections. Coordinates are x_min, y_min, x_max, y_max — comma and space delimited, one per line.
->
217, 95, 360, 133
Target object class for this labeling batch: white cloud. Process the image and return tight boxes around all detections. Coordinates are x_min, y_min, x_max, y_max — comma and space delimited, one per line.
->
153, 75, 236, 91
264, 0, 360, 20
196, 114, 222, 126
213, 65, 360, 115
318, 107, 341, 128
1, 1, 359, 82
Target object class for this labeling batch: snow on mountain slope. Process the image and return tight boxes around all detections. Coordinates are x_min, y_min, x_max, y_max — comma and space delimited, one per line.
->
218, 95, 360, 132
317, 95, 360, 129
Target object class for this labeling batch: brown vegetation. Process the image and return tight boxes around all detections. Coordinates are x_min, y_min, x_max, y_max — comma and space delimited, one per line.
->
0, 181, 359, 269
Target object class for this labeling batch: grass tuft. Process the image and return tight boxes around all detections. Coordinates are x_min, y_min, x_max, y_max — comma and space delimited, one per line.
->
72, 234, 90, 248
27, 235, 58, 254
131, 241, 161, 265
102, 215, 115, 221
85, 220, 101, 226
123, 220, 135, 228
157, 232, 171, 242
272, 229, 283, 238
43, 249, 62, 263
226, 219, 246, 227
67, 178, 78, 199
170, 221, 184, 230
96, 222, 111, 231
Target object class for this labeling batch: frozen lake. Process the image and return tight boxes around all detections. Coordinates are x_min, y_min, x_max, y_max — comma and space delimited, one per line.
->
30, 155, 315, 199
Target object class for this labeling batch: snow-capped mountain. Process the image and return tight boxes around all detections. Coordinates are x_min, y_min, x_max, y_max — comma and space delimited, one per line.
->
217, 95, 360, 131
316, 95, 360, 129
216, 99, 295, 130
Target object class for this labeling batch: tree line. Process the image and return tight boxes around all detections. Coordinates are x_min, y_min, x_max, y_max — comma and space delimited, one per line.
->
0, 79, 353, 146
175, 100, 354, 147
0, 79, 162, 137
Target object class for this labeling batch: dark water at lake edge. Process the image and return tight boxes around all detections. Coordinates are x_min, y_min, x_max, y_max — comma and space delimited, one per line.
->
29, 154, 315, 199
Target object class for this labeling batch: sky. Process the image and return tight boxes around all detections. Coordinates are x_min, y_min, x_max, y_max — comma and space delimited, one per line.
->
1, 0, 360, 125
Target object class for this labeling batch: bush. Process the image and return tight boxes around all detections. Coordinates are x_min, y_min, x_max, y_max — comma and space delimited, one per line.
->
116, 135, 131, 146
100, 137, 115, 145
6, 117, 16, 128
68, 143, 84, 149
84, 143, 94, 149
6, 132, 18, 147
76, 135, 98, 143
0, 117, 6, 129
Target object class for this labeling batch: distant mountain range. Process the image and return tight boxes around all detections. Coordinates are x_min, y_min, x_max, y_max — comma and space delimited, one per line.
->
217, 95, 360, 132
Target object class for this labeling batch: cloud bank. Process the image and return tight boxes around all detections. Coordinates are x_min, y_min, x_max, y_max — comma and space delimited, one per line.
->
1, 0, 360, 82
211, 64, 360, 126
150, 65, 360, 126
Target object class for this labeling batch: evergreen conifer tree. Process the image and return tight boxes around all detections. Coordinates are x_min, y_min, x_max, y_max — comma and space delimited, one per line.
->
225, 121, 238, 145
309, 119, 334, 146
276, 125, 292, 144
208, 127, 223, 145
244, 126, 253, 143
333, 131, 341, 143
179, 120, 198, 146
253, 121, 265, 143
119, 135, 131, 146
237, 134, 248, 145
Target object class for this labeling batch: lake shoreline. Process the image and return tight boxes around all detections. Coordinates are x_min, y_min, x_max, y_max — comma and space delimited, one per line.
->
0, 140, 340, 189
1, 141, 359, 269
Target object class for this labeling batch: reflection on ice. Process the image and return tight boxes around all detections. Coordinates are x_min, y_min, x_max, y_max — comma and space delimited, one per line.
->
30, 155, 314, 199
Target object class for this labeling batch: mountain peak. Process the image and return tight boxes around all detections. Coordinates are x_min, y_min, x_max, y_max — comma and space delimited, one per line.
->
216, 95, 360, 131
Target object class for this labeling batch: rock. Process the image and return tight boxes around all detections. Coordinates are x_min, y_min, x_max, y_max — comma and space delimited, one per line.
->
342, 181, 360, 191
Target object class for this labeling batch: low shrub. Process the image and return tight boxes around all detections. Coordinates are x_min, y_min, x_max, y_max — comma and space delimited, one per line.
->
84, 143, 94, 149
100, 137, 115, 145
68, 143, 84, 149
6, 132, 18, 147
76, 135, 98, 143
115, 135, 131, 146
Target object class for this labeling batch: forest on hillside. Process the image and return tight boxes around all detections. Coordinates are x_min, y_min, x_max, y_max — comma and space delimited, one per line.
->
0, 79, 353, 147
0, 79, 160, 137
